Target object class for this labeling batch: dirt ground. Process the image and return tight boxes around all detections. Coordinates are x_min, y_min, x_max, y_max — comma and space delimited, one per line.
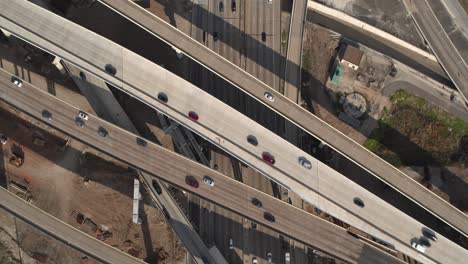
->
301, 22, 371, 144
0, 102, 184, 263
0, 3, 188, 262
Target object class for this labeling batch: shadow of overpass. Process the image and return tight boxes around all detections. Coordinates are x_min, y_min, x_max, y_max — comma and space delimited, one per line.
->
27, 0, 468, 249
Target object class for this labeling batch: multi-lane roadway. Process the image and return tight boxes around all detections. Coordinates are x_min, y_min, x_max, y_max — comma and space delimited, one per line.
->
62, 62, 216, 264
97, 0, 468, 237
404, 0, 468, 102
0, 68, 399, 264
1, 1, 466, 262
190, 1, 285, 262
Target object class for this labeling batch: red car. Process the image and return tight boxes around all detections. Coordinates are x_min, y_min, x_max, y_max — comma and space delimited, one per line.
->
186, 176, 199, 188
188, 111, 199, 121
262, 152, 275, 165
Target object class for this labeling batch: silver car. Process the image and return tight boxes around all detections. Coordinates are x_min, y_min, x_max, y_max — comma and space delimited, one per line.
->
78, 111, 89, 121
264, 92, 274, 102
203, 176, 215, 187
298, 157, 312, 169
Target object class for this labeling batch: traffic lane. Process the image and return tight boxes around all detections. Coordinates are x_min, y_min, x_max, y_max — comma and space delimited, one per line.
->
383, 79, 468, 123
119, 42, 463, 264
0, 70, 454, 264
306, 8, 450, 85
65, 58, 215, 263
0, 72, 390, 264
0, 188, 144, 264
285, 0, 307, 101
141, 174, 216, 264
94, 0, 468, 236
2, 3, 462, 261
408, 0, 468, 102
1, 0, 318, 195
0, 2, 454, 260
0, 4, 460, 261
426, 0, 468, 61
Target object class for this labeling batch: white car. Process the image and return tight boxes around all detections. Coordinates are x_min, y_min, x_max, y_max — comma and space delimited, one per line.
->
78, 111, 89, 120
252, 257, 258, 264
268, 0, 273, 4
229, 237, 233, 249
267, 252, 272, 263
12, 78, 22, 87
0, 135, 7, 145
264, 92, 274, 102
203, 176, 215, 187
411, 242, 426, 253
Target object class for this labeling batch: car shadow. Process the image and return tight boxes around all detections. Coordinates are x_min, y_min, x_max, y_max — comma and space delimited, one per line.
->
29, 0, 468, 248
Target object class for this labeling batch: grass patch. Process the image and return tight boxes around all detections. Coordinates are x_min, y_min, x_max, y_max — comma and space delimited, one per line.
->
364, 90, 468, 167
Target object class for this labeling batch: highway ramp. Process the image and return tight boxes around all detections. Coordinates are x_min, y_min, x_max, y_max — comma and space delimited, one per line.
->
0, 68, 400, 264
404, 0, 468, 103
62, 62, 216, 264
96, 0, 468, 237
0, 187, 144, 264
0, 2, 466, 262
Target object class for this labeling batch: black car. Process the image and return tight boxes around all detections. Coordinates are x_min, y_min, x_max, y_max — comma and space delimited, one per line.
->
261, 32, 266, 42
79, 71, 86, 80
251, 198, 262, 208
105, 64, 117, 75
213, 32, 219, 42
450, 93, 456, 102
136, 137, 148, 147
162, 206, 171, 220
152, 179, 163, 194
42, 110, 52, 121
247, 135, 258, 146
97, 127, 108, 138
231, 0, 236, 13
219, 1, 224, 12
422, 229, 437, 241
353, 197, 365, 208
419, 237, 431, 248
157, 92, 168, 103
264, 212, 275, 222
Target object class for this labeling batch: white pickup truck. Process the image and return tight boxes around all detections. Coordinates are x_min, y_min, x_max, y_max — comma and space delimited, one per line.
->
412, 242, 426, 253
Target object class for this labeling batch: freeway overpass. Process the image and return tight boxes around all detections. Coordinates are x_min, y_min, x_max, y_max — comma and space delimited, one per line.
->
63, 62, 216, 264
0, 187, 144, 264
0, 1, 466, 262
404, 0, 468, 103
0, 68, 400, 264
96, 0, 468, 237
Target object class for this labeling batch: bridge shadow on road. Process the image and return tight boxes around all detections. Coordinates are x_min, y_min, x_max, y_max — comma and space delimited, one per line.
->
29, 0, 468, 249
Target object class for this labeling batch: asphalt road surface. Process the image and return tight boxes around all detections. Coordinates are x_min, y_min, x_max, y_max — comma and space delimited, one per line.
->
0, 68, 400, 264
97, 0, 468, 237
63, 62, 215, 264
405, 0, 468, 102
0, 187, 144, 264
284, 0, 307, 103
190, 1, 285, 262
1, 2, 466, 262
